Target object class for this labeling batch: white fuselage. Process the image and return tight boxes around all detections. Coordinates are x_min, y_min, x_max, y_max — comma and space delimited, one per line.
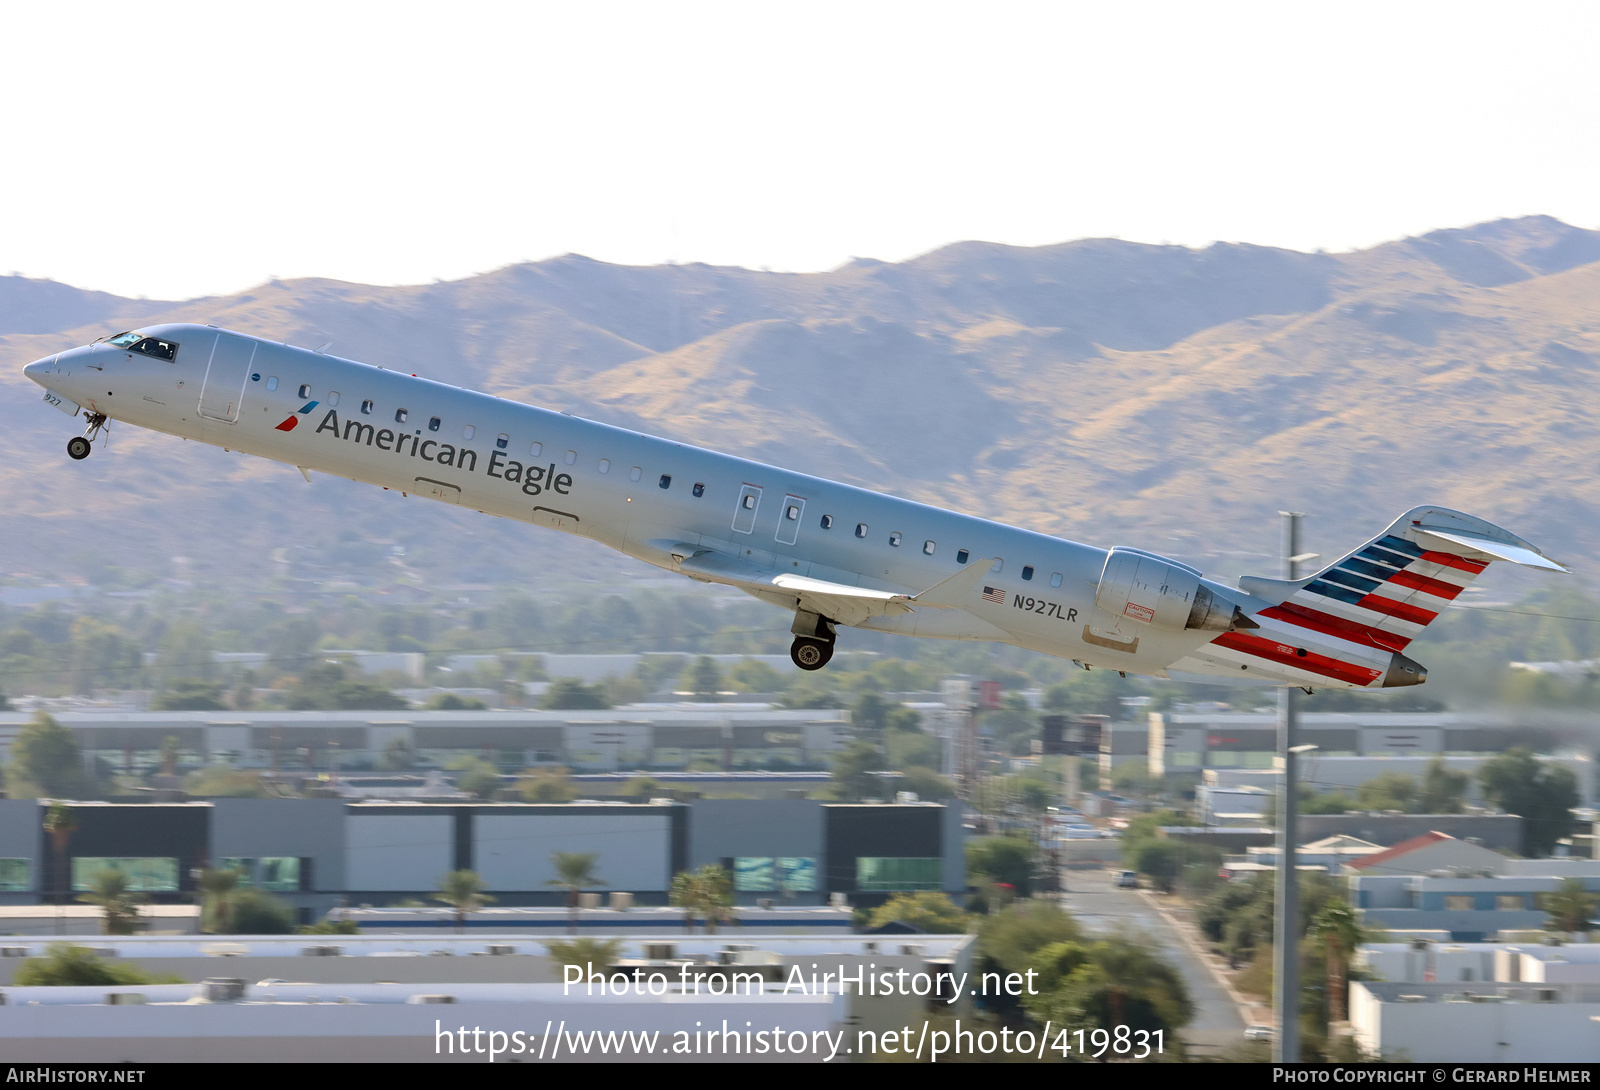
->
23, 323, 1406, 687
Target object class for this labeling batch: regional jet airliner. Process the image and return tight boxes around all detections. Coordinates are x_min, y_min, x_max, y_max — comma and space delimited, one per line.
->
23, 325, 1568, 687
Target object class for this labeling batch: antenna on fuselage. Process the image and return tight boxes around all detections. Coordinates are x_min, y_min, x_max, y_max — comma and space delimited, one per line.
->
314, 342, 333, 354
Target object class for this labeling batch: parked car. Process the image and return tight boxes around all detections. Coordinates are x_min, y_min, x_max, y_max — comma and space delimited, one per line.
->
1116, 870, 1140, 889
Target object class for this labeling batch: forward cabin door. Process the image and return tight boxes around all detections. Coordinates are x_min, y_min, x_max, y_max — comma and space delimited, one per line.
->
197, 333, 257, 422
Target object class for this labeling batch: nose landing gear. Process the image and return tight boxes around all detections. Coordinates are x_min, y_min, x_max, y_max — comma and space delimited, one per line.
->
67, 413, 108, 460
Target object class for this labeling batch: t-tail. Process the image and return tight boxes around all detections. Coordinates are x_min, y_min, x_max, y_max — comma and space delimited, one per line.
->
1191, 506, 1567, 690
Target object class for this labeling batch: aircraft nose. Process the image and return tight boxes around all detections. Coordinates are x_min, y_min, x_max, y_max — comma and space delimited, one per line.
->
23, 356, 55, 386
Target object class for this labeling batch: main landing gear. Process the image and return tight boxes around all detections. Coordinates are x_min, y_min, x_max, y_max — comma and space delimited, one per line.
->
67, 413, 108, 460
789, 610, 837, 671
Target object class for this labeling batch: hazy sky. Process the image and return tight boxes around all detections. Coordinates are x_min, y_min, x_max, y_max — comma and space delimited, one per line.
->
7, 2, 1600, 299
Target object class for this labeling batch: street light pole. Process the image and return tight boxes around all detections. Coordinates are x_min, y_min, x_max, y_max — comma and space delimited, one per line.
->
1273, 510, 1305, 1064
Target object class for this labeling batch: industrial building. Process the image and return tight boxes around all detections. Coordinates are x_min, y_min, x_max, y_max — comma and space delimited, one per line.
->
0, 798, 967, 922
0, 707, 854, 775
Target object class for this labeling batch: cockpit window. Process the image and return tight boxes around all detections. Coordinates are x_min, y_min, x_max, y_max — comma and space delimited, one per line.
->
129, 337, 178, 361
107, 332, 142, 348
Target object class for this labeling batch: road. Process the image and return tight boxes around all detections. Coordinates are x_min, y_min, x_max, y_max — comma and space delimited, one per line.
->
1057, 867, 1249, 1059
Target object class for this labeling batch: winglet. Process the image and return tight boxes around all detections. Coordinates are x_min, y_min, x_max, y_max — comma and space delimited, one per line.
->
910, 558, 997, 608
1413, 526, 1570, 573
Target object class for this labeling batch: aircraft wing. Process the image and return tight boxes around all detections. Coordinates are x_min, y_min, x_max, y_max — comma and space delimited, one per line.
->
658, 542, 995, 628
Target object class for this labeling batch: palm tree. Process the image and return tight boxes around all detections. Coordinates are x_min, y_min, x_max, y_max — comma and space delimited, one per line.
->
548, 853, 604, 935
42, 803, 77, 934
1314, 900, 1366, 1025
77, 868, 143, 935
435, 870, 494, 933
669, 865, 735, 934
197, 867, 243, 934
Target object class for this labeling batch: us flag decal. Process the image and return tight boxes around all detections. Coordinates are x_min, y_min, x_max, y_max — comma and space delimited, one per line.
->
983, 586, 1004, 604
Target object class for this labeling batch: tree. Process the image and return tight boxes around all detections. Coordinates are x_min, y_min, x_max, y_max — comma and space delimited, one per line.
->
852, 692, 891, 739
540, 678, 611, 710
897, 766, 958, 801
544, 936, 624, 970
1313, 899, 1365, 1024
829, 740, 887, 801
1418, 757, 1470, 814
229, 890, 295, 933
436, 869, 495, 933
1132, 840, 1184, 893
670, 865, 734, 934
42, 802, 77, 912
150, 679, 229, 711
726, 659, 783, 694
1023, 936, 1194, 1041
14, 943, 168, 986
966, 835, 1037, 898
974, 901, 1082, 1020
519, 767, 578, 802
11, 713, 88, 798
1354, 772, 1419, 813
549, 853, 604, 934
1542, 878, 1598, 936
77, 868, 143, 935
681, 656, 722, 700
197, 867, 243, 933
1480, 749, 1580, 856
867, 891, 970, 933
447, 756, 502, 799
621, 775, 663, 801
284, 662, 408, 711
426, 692, 489, 711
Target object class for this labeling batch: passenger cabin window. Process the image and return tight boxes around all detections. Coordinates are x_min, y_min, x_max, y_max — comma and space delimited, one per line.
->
692, 482, 704, 497
889, 532, 902, 547
530, 442, 543, 457
820, 514, 834, 529
598, 459, 611, 473
360, 399, 374, 415
327, 392, 340, 407
855, 523, 868, 539
786, 505, 800, 521
629, 466, 641, 482
394, 408, 408, 423
742, 494, 756, 510
564, 450, 576, 465
496, 434, 508, 450
956, 549, 969, 565
463, 425, 475, 440
991, 559, 1003, 572
298, 384, 311, 399
128, 337, 177, 360
923, 540, 936, 556
428, 416, 441, 432
1050, 572, 1063, 588
266, 377, 279, 391
658, 474, 672, 489
1022, 566, 1034, 581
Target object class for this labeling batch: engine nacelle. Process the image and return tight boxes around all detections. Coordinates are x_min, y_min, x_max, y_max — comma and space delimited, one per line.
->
1092, 547, 1246, 634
